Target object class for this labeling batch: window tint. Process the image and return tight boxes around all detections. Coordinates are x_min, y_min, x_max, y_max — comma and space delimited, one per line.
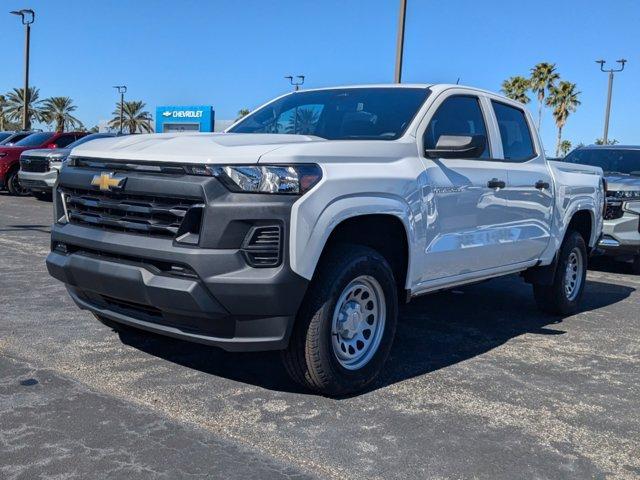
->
424, 96, 490, 158
492, 101, 535, 161
230, 88, 429, 140
564, 148, 640, 175
54, 135, 78, 148
14, 132, 55, 146
66, 133, 115, 149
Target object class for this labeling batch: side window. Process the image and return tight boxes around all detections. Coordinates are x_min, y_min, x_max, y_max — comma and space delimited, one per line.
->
424, 95, 490, 159
491, 101, 535, 161
54, 135, 77, 148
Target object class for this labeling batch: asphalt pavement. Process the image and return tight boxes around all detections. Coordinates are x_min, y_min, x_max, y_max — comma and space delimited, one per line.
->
1, 193, 638, 479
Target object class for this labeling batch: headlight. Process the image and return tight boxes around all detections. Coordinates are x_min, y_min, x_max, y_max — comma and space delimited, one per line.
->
49, 155, 67, 164
609, 190, 640, 199
62, 156, 76, 167
184, 164, 322, 194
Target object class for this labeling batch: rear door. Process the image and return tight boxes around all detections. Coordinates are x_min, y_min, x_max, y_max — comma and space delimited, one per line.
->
417, 91, 514, 282
489, 99, 553, 263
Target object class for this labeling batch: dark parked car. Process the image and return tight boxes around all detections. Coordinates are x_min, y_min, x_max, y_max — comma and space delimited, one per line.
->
563, 145, 640, 273
0, 131, 87, 195
0, 131, 36, 146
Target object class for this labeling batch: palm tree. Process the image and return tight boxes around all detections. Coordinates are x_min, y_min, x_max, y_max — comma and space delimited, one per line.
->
42, 97, 83, 132
546, 81, 581, 156
236, 108, 250, 120
558, 140, 572, 156
501, 76, 531, 104
595, 138, 619, 145
109, 100, 153, 134
529, 62, 560, 130
0, 94, 7, 131
4, 87, 46, 129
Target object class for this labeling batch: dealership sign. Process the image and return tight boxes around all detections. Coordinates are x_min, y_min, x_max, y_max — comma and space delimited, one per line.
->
155, 105, 214, 132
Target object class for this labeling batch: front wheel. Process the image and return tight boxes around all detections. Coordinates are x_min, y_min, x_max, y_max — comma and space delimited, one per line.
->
6, 170, 30, 196
282, 244, 398, 396
632, 255, 640, 275
533, 231, 587, 315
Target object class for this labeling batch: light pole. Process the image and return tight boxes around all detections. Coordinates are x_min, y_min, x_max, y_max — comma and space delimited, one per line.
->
285, 75, 305, 91
112, 85, 127, 134
10, 9, 35, 131
596, 59, 626, 144
394, 0, 407, 83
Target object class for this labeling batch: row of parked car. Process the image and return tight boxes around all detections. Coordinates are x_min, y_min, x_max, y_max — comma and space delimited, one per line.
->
0, 130, 118, 198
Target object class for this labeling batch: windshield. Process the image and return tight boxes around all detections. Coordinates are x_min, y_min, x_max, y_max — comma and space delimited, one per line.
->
229, 88, 429, 140
14, 132, 55, 147
564, 148, 640, 176
67, 133, 115, 149
0, 133, 12, 143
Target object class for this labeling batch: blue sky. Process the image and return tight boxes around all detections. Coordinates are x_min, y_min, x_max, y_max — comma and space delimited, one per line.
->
1, 0, 638, 154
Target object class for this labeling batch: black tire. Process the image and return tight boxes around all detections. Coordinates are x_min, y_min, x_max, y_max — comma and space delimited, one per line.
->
33, 191, 53, 201
533, 231, 587, 316
632, 256, 640, 275
282, 244, 398, 397
6, 170, 30, 196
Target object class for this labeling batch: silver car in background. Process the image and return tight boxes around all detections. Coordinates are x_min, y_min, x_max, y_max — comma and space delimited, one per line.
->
19, 133, 118, 200
563, 145, 640, 273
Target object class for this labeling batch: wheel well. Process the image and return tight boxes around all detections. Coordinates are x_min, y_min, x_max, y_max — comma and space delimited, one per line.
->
322, 214, 409, 296
567, 210, 593, 249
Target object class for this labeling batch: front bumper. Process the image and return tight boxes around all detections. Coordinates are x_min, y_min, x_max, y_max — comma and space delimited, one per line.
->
598, 212, 640, 258
46, 166, 309, 352
19, 169, 58, 191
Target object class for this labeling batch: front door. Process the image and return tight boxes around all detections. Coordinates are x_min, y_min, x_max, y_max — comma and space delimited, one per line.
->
418, 93, 513, 283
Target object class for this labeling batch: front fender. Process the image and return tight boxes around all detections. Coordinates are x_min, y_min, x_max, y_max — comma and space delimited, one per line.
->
289, 194, 415, 285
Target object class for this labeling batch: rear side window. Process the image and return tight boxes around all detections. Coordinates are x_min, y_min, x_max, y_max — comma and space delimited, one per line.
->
424, 95, 490, 158
54, 135, 78, 148
492, 101, 535, 161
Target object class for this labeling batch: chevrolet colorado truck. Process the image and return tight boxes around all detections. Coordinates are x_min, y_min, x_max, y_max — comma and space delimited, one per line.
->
563, 145, 640, 273
46, 84, 604, 395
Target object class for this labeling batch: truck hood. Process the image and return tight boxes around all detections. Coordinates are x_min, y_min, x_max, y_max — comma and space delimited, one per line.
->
20, 148, 71, 160
603, 173, 640, 191
70, 132, 325, 164
548, 160, 603, 177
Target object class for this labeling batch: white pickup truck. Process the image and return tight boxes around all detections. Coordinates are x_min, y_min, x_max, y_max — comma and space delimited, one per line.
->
46, 84, 604, 395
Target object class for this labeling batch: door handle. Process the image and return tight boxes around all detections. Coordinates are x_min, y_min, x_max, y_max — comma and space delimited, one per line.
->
535, 180, 550, 190
487, 178, 506, 189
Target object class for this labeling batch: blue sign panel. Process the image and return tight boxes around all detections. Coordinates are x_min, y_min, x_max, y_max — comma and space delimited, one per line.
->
155, 105, 214, 133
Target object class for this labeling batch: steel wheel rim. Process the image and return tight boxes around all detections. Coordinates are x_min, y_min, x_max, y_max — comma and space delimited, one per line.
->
331, 275, 386, 370
564, 247, 583, 301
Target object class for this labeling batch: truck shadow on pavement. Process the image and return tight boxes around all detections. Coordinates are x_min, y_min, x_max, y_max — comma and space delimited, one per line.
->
115, 275, 635, 397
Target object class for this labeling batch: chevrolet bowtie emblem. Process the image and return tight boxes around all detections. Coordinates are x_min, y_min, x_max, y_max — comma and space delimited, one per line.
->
91, 172, 125, 191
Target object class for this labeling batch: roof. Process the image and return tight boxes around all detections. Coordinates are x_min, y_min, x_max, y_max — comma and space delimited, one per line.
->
580, 145, 640, 150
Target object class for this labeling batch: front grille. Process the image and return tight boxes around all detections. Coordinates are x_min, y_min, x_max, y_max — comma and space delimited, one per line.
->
20, 157, 49, 172
60, 187, 201, 238
604, 198, 623, 220
241, 225, 282, 267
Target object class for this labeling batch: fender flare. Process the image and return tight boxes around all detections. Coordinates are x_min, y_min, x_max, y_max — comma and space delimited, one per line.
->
289, 194, 416, 285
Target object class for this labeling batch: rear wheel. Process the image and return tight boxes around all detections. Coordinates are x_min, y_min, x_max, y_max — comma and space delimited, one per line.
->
533, 231, 587, 315
282, 244, 398, 396
6, 170, 30, 196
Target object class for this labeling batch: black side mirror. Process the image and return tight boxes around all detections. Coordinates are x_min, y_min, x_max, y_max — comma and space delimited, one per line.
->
425, 134, 486, 159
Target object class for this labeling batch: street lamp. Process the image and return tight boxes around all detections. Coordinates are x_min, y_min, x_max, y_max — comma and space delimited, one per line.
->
112, 85, 127, 134
394, 0, 407, 83
285, 75, 305, 91
10, 9, 35, 130
596, 59, 626, 144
